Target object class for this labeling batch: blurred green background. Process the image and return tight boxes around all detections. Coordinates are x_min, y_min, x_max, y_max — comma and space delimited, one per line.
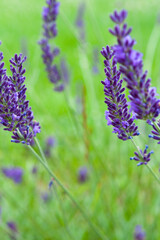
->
0, 0, 160, 239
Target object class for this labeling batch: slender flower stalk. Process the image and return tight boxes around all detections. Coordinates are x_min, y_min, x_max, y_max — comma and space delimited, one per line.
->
28, 141, 108, 240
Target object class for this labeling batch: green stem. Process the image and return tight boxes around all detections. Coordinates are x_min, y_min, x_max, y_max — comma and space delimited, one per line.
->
28, 145, 108, 240
130, 138, 160, 184
34, 137, 48, 165
53, 183, 74, 240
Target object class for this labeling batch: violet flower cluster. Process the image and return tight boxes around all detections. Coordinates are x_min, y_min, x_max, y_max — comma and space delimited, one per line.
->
109, 10, 160, 121
39, 0, 65, 91
0, 46, 40, 145
101, 45, 139, 140
130, 145, 154, 166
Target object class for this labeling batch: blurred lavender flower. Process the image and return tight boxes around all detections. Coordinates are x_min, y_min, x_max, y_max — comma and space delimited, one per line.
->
46, 136, 55, 147
41, 192, 51, 203
75, 2, 86, 42
92, 48, 99, 74
31, 166, 38, 174
44, 136, 55, 157
78, 166, 88, 183
130, 145, 153, 166
0, 47, 40, 144
101, 45, 139, 140
60, 58, 70, 87
134, 225, 146, 240
2, 167, 23, 184
7, 222, 17, 233
39, 0, 65, 91
7, 221, 18, 240
109, 10, 160, 121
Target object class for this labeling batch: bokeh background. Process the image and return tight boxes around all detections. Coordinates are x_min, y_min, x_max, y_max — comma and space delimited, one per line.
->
0, 0, 160, 239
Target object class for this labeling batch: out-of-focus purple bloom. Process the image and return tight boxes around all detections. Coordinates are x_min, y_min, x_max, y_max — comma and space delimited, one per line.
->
41, 192, 51, 203
7, 221, 17, 233
48, 178, 54, 189
134, 225, 146, 240
101, 45, 139, 140
60, 58, 70, 87
0, 46, 41, 144
7, 221, 18, 240
31, 166, 38, 174
39, 0, 65, 91
78, 166, 88, 183
44, 136, 55, 157
75, 2, 86, 42
92, 48, 99, 74
109, 10, 160, 120
2, 167, 23, 184
130, 145, 153, 166
46, 136, 55, 147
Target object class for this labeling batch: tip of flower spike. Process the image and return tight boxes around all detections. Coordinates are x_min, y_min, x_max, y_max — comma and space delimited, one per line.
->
145, 145, 148, 149
48, 178, 54, 189
150, 151, 154, 154
130, 157, 134, 160
148, 134, 153, 138
137, 162, 143, 166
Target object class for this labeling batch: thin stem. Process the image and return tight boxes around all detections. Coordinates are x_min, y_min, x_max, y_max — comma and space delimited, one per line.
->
130, 138, 160, 184
34, 137, 48, 165
28, 145, 108, 240
53, 183, 74, 240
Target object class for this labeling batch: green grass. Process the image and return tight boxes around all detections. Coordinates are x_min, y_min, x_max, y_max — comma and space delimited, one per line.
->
0, 0, 160, 239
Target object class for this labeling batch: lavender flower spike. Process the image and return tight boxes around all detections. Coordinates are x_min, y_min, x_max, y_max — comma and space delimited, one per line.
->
101, 45, 139, 140
0, 47, 41, 145
2, 167, 23, 184
134, 225, 146, 240
39, 0, 65, 91
130, 145, 153, 166
109, 10, 160, 120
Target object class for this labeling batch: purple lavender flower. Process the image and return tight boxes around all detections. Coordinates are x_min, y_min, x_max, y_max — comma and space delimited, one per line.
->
39, 0, 65, 91
60, 58, 70, 87
31, 166, 38, 174
7, 222, 17, 233
92, 48, 99, 74
41, 192, 51, 203
75, 2, 86, 42
101, 45, 139, 140
109, 10, 160, 120
134, 225, 146, 240
7, 221, 18, 240
78, 166, 88, 183
2, 167, 23, 184
130, 145, 153, 166
0, 47, 41, 144
46, 136, 55, 147
148, 120, 160, 144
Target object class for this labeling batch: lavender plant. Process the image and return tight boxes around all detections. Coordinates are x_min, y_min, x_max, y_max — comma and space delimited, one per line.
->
101, 10, 160, 175
0, 46, 40, 145
39, 0, 65, 91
